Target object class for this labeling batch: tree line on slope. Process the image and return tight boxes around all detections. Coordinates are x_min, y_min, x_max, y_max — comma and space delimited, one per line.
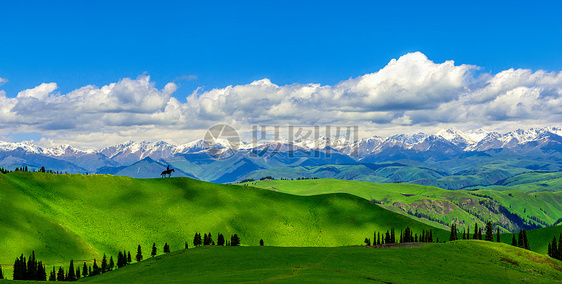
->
547, 234, 562, 261
366, 227, 435, 246
449, 221, 531, 250
5, 232, 243, 281
0, 166, 70, 175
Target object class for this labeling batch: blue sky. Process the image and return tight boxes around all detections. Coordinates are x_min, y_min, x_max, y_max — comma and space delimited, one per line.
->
0, 1, 561, 147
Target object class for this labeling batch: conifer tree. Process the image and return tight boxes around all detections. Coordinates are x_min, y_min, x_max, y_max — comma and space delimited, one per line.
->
185, 242, 189, 249
496, 228, 501, 242
38, 261, 47, 281
473, 223, 479, 240
391, 228, 395, 244
260, 239, 264, 246
89, 266, 92, 276
152, 243, 157, 257
76, 266, 81, 280
231, 234, 241, 246
109, 256, 115, 271
49, 267, 56, 281
164, 243, 170, 253
13, 254, 26, 280
82, 262, 88, 278
57, 267, 65, 281
217, 234, 225, 246
523, 230, 530, 250
67, 260, 76, 281
101, 254, 108, 273
478, 228, 483, 240
0, 265, 3, 280
92, 259, 100, 276
194, 233, 202, 247
518, 229, 524, 248
449, 223, 458, 241
364, 238, 371, 246
117, 251, 125, 268
485, 221, 494, 241
28, 251, 37, 280
511, 235, 517, 246
385, 231, 390, 244
136, 245, 143, 262
127, 251, 132, 263
558, 234, 562, 259
553, 235, 561, 259
462, 229, 466, 240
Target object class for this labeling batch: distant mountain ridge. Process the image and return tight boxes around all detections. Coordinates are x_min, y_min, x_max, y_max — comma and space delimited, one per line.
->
1, 126, 562, 184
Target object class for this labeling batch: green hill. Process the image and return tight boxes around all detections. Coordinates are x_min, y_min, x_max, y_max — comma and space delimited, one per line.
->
73, 242, 562, 283
236, 163, 447, 184
500, 225, 562, 254
476, 172, 562, 193
242, 178, 562, 233
0, 172, 448, 267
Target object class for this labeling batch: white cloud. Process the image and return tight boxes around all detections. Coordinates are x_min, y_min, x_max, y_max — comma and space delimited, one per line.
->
2, 52, 562, 147
0, 77, 7, 86
17, 82, 57, 100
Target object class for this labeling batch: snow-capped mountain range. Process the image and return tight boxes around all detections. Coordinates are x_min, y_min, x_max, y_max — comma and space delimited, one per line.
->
1, 127, 562, 182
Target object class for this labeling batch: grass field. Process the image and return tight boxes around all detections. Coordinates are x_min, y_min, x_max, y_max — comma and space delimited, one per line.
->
0, 172, 449, 270
62, 241, 562, 283
499, 225, 562, 254
242, 178, 562, 233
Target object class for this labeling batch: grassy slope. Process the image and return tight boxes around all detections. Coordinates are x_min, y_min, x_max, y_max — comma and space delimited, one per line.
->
243, 179, 562, 233
499, 225, 562, 254
80, 242, 562, 283
0, 172, 448, 267
478, 175, 562, 192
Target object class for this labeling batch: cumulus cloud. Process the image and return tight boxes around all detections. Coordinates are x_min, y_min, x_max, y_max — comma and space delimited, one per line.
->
1, 52, 562, 147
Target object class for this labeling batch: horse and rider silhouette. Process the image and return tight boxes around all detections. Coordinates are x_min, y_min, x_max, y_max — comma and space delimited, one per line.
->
161, 165, 175, 178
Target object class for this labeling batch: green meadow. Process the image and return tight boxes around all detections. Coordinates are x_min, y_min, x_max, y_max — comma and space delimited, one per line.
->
76, 242, 562, 283
243, 178, 562, 232
0, 172, 447, 267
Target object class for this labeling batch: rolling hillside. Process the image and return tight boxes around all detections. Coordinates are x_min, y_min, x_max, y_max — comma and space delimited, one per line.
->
0, 172, 448, 266
76, 242, 562, 283
242, 179, 562, 233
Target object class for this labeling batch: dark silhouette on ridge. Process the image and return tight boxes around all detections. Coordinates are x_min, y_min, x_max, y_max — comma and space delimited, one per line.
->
161, 165, 175, 178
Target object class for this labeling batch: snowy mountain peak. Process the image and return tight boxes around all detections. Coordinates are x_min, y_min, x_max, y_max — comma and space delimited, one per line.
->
389, 132, 428, 144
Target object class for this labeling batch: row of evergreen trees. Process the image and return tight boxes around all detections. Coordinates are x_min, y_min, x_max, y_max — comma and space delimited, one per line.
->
193, 232, 241, 247
547, 234, 562, 260
449, 222, 501, 242
366, 227, 435, 246
448, 222, 531, 251
12, 252, 47, 280
511, 229, 530, 250
0, 166, 65, 174
8, 236, 244, 281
